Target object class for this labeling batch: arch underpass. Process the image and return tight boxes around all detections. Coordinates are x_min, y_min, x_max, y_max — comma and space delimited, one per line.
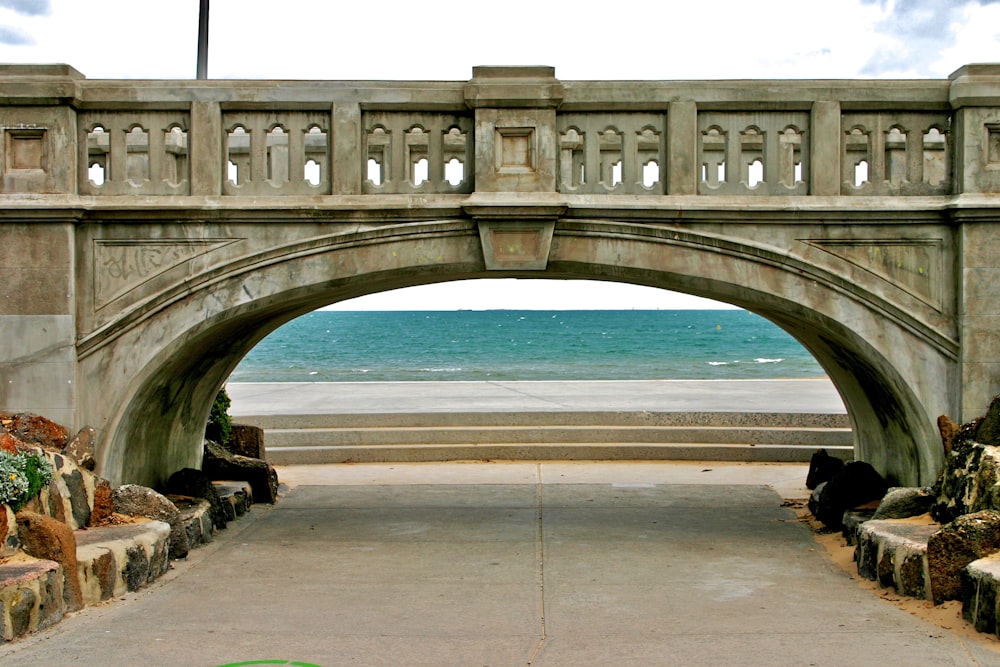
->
3, 63, 999, 488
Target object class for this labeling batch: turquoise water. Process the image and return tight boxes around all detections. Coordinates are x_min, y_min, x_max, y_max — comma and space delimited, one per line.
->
228, 310, 826, 383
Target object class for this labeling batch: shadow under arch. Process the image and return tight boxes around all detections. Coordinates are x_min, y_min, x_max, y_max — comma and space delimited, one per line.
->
88, 219, 954, 489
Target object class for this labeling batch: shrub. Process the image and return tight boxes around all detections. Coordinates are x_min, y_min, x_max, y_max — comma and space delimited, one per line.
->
208, 388, 232, 445
0, 450, 54, 511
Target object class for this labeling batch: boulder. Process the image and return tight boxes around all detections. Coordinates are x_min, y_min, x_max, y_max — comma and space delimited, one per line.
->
15, 510, 83, 612
0, 413, 68, 452
202, 440, 279, 504
938, 415, 960, 455
811, 461, 889, 530
975, 395, 1000, 447
112, 484, 188, 560
164, 468, 228, 530
806, 448, 844, 490
932, 442, 1000, 523
872, 487, 936, 520
226, 423, 266, 460
61, 426, 97, 471
927, 510, 1000, 604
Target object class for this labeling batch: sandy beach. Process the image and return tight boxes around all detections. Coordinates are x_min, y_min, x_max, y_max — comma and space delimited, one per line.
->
226, 378, 846, 416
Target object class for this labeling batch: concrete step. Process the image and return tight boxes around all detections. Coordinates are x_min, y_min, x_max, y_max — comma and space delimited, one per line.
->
266, 441, 855, 465
243, 411, 851, 430
245, 411, 853, 465
263, 424, 852, 449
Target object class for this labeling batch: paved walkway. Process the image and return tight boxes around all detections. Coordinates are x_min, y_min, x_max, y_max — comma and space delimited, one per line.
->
227, 379, 847, 416
2, 462, 997, 666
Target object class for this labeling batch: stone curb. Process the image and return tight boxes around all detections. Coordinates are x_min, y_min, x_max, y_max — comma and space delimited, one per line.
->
75, 520, 171, 607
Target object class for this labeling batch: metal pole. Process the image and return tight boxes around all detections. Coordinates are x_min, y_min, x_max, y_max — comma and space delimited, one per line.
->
196, 0, 209, 79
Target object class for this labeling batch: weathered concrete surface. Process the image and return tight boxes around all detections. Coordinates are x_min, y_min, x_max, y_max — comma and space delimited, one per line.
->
0, 462, 997, 665
3, 64, 1000, 490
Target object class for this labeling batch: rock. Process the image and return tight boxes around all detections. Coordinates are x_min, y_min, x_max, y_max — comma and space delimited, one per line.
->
938, 415, 960, 455
15, 510, 83, 612
22, 450, 97, 530
811, 461, 889, 530
61, 426, 97, 471
872, 487, 936, 520
226, 423, 266, 460
164, 468, 228, 530
806, 448, 844, 490
842, 508, 877, 545
976, 395, 1000, 447
932, 442, 1000, 523
0, 412, 68, 452
0, 431, 21, 454
202, 440, 279, 504
88, 478, 115, 527
112, 484, 188, 560
0, 504, 18, 558
927, 510, 1000, 604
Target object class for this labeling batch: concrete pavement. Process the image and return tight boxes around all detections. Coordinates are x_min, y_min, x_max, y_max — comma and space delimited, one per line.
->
226, 379, 847, 417
1, 461, 997, 666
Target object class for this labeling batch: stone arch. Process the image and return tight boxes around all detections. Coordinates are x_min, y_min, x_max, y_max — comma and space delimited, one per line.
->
80, 219, 954, 489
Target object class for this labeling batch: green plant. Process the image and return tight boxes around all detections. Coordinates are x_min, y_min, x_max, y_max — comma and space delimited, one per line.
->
208, 388, 233, 445
0, 450, 54, 511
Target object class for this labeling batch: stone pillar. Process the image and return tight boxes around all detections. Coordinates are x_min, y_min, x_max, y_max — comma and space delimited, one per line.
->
189, 100, 222, 196
331, 103, 362, 195
463, 67, 565, 271
0, 223, 77, 428
464, 66, 563, 193
666, 98, 697, 195
0, 66, 80, 429
949, 65, 1000, 421
810, 100, 841, 196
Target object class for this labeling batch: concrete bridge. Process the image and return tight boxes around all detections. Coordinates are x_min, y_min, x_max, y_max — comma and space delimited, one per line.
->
2, 63, 1000, 489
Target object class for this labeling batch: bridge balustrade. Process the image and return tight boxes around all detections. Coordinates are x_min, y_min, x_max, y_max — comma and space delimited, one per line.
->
10, 63, 996, 200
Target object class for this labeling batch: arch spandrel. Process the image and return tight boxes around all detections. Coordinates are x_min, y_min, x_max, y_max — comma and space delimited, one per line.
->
76, 217, 956, 489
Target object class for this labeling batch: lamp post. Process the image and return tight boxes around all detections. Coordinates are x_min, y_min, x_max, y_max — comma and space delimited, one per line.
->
196, 0, 209, 79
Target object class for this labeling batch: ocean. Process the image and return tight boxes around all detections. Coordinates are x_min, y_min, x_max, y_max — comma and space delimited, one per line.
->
228, 310, 826, 383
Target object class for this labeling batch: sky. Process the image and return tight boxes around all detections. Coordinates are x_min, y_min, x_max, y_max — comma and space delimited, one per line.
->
0, 0, 997, 310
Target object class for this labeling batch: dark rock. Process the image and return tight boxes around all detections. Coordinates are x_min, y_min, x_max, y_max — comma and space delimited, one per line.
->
9, 587, 36, 639
15, 510, 83, 612
123, 545, 150, 591
812, 461, 889, 530
164, 468, 228, 530
807, 482, 826, 519
0, 412, 68, 452
928, 510, 1000, 604
872, 487, 935, 520
226, 423, 266, 460
61, 426, 97, 471
202, 440, 279, 504
64, 468, 90, 529
842, 508, 877, 545
112, 484, 188, 560
976, 395, 1000, 447
899, 551, 928, 598
806, 448, 845, 490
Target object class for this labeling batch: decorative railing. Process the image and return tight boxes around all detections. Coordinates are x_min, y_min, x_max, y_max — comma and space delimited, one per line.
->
1, 63, 997, 199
